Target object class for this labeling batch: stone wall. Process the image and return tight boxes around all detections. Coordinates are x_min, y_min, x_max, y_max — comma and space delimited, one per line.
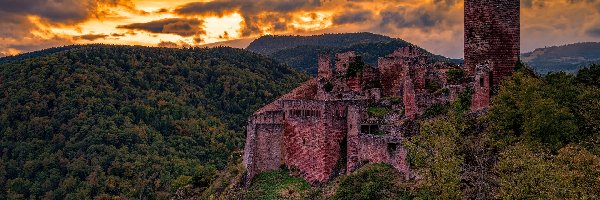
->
346, 105, 362, 172
318, 53, 332, 79
243, 114, 285, 186
335, 51, 357, 75
357, 135, 410, 178
378, 56, 404, 97
471, 64, 492, 112
403, 77, 418, 119
465, 0, 520, 86
280, 100, 351, 184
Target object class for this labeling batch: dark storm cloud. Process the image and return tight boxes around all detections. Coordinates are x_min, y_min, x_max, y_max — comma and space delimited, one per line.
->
587, 27, 600, 37
0, 0, 137, 23
0, 11, 35, 38
174, 0, 322, 36
117, 18, 206, 37
75, 34, 110, 41
379, 7, 444, 30
333, 10, 375, 25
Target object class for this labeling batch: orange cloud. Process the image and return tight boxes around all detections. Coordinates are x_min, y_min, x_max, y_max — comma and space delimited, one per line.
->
0, 0, 599, 59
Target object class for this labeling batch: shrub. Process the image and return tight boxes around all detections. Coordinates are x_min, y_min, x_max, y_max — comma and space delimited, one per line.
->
333, 164, 415, 200
425, 80, 442, 92
496, 143, 600, 199
367, 107, 392, 118
346, 59, 365, 78
447, 69, 465, 84
247, 170, 311, 200
487, 72, 581, 151
192, 165, 217, 188
403, 119, 463, 199
422, 103, 448, 118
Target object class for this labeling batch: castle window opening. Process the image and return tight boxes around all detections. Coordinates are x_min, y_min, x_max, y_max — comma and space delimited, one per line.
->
387, 143, 398, 155
361, 125, 380, 135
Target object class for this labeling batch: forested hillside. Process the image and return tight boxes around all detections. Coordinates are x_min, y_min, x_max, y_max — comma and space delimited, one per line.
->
0, 45, 307, 199
247, 33, 462, 74
522, 42, 600, 74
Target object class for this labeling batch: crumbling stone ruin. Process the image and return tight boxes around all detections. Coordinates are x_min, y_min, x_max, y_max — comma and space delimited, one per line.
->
243, 0, 520, 185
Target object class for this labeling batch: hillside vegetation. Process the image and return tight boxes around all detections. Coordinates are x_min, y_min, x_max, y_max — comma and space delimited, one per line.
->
247, 33, 462, 74
0, 45, 307, 199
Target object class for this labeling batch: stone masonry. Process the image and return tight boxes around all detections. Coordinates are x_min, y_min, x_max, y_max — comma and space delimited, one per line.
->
244, 1, 520, 186
465, 0, 520, 87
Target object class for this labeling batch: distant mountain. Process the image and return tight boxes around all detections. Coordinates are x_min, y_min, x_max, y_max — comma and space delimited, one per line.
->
0, 45, 87, 64
0, 45, 307, 199
522, 42, 600, 74
247, 33, 463, 74
247, 32, 395, 55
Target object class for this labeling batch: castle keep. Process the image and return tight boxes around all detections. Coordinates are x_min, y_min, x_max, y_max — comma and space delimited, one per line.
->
243, 0, 520, 185
465, 0, 520, 86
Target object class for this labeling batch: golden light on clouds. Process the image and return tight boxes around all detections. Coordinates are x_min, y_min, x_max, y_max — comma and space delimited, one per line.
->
0, 0, 599, 58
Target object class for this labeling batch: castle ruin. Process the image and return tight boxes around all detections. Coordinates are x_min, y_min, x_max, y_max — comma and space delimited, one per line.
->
243, 0, 520, 185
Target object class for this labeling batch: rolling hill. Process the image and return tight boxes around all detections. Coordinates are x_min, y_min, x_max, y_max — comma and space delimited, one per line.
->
522, 42, 600, 74
0, 45, 307, 199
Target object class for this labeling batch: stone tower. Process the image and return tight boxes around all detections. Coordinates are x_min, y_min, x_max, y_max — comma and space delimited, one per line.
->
464, 0, 520, 87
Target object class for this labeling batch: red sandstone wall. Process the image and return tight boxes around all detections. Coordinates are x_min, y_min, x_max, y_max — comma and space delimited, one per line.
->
254, 125, 284, 172
281, 100, 349, 184
471, 65, 492, 112
378, 57, 404, 97
403, 77, 417, 119
346, 105, 361, 172
318, 53, 332, 79
357, 135, 410, 177
336, 52, 357, 75
465, 0, 520, 86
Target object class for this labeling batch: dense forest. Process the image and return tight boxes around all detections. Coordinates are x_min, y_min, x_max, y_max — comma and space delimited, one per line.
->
0, 45, 307, 199
521, 42, 600, 74
247, 33, 462, 74
186, 64, 600, 199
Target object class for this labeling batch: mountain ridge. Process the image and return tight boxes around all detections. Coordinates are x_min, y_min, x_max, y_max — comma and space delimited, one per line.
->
247, 33, 462, 74
522, 42, 600, 74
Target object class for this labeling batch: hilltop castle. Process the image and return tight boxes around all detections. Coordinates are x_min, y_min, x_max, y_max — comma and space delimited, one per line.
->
243, 0, 520, 185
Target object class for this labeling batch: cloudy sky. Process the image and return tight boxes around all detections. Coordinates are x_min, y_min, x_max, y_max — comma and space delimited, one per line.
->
0, 0, 599, 58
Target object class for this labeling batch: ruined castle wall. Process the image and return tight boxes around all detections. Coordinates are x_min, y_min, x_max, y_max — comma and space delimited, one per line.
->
280, 100, 351, 184
357, 135, 410, 177
318, 53, 332, 79
414, 65, 427, 90
254, 124, 284, 173
243, 118, 257, 186
335, 51, 357, 75
378, 57, 404, 97
471, 65, 492, 112
346, 105, 361, 172
465, 0, 520, 86
403, 77, 418, 119
346, 76, 362, 92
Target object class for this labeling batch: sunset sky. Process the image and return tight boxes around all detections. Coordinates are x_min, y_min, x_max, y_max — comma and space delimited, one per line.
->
1, 0, 599, 58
